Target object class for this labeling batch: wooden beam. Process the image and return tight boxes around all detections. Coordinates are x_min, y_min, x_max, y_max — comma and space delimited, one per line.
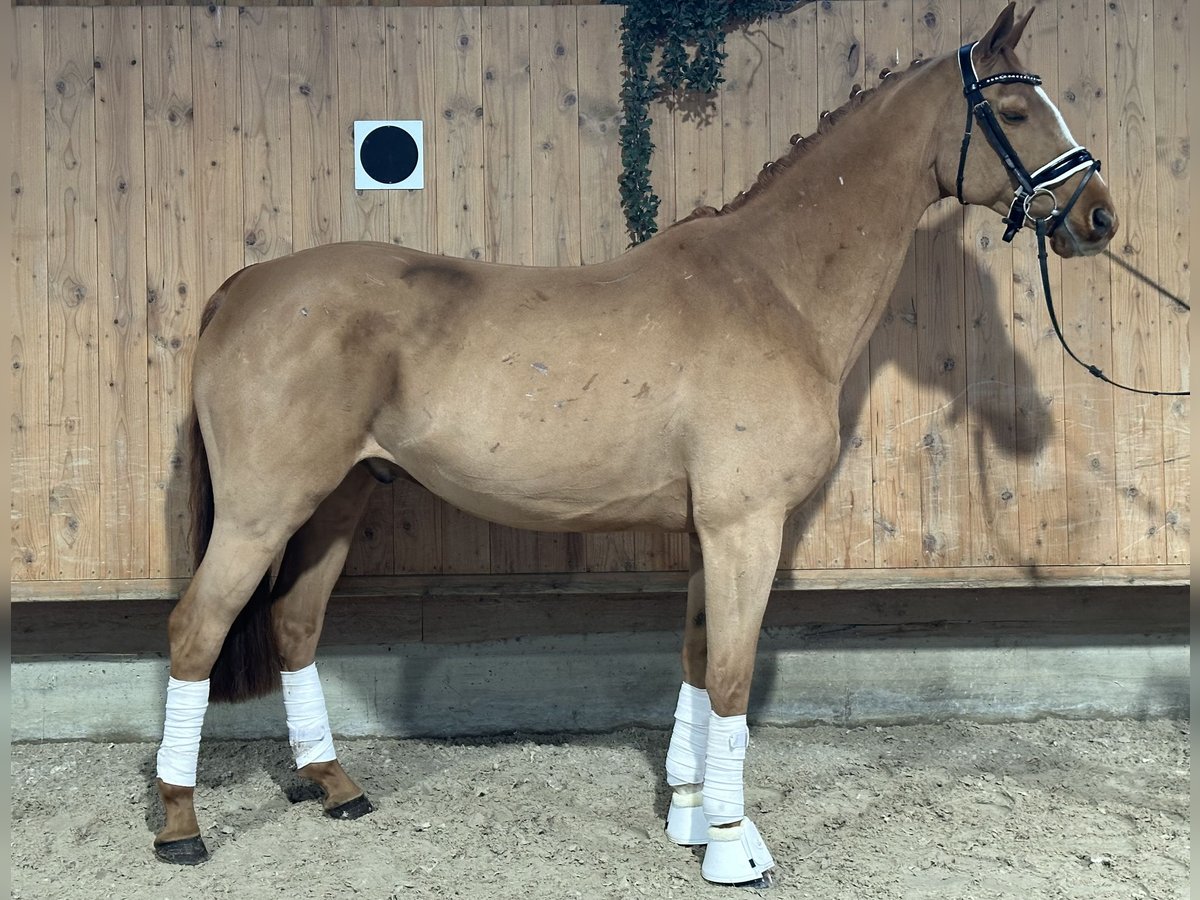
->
11, 563, 1188, 603
11, 583, 1188, 656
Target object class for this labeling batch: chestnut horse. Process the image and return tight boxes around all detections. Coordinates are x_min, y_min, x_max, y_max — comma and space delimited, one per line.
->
153, 4, 1116, 885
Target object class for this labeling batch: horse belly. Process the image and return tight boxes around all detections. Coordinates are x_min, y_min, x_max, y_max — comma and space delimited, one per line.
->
398, 434, 689, 533
381, 361, 690, 533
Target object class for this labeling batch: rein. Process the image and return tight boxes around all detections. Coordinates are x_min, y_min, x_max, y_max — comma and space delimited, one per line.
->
955, 42, 1190, 398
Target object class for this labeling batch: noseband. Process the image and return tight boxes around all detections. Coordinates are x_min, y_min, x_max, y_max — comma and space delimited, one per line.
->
954, 42, 1188, 397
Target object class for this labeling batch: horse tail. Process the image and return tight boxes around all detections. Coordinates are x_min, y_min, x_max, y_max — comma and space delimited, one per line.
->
190, 268, 282, 704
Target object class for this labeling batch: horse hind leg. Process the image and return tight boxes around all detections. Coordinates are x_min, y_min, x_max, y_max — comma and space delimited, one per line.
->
270, 464, 378, 820
154, 509, 310, 864
664, 534, 711, 846
154, 456, 357, 864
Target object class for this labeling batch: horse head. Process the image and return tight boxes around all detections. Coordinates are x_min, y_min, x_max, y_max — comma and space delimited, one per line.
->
942, 2, 1118, 258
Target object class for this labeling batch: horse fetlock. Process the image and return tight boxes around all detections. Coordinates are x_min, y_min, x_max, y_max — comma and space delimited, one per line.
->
297, 760, 365, 810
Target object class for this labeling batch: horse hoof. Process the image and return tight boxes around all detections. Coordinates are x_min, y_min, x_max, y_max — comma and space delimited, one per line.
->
733, 871, 775, 890
153, 835, 210, 866
326, 794, 374, 820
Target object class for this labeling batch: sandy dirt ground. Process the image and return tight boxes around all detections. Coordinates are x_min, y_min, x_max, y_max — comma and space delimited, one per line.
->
11, 717, 1188, 900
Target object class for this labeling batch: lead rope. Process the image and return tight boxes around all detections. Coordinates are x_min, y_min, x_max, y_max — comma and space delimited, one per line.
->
1034, 218, 1190, 397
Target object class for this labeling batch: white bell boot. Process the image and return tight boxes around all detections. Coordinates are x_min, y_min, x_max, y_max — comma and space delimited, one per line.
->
664, 786, 709, 845
698, 712, 775, 885
700, 818, 776, 886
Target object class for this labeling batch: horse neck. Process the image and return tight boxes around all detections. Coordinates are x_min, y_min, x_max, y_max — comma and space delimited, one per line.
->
713, 58, 955, 386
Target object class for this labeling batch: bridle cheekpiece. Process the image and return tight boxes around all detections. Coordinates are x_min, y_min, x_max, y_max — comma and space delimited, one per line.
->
954, 42, 1100, 243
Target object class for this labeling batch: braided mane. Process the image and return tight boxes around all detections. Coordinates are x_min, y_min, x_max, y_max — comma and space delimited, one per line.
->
671, 57, 928, 228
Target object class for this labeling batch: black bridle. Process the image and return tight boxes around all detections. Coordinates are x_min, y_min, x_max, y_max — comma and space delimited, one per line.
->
955, 42, 1189, 398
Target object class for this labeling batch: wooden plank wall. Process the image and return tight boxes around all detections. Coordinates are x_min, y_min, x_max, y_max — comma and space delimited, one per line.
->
21, 0, 606, 7
10, 2, 1190, 591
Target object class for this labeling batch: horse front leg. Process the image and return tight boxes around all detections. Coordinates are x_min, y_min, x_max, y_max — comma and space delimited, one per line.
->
690, 512, 783, 886
271, 464, 377, 820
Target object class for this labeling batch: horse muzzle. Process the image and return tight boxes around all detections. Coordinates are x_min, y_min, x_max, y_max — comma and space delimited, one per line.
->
1050, 198, 1119, 259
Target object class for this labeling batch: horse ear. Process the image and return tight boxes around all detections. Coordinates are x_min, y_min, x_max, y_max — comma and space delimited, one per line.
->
1004, 7, 1036, 51
979, 2, 1020, 58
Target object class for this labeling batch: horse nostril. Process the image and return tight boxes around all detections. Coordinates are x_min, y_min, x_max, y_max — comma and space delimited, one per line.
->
1091, 206, 1115, 233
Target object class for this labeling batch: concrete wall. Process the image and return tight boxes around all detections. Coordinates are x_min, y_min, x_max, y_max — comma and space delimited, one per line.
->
13, 590, 1188, 742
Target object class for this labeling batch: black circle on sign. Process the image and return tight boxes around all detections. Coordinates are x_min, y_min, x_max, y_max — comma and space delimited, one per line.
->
360, 125, 419, 184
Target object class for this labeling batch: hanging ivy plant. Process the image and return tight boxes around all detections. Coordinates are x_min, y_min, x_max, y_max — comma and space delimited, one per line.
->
606, 0, 807, 245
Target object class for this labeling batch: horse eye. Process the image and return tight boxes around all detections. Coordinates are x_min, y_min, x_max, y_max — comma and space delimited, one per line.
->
1000, 111, 1027, 124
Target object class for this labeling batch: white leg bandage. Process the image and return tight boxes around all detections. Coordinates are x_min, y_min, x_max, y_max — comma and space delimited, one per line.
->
156, 677, 210, 787
702, 711, 749, 825
282, 663, 337, 769
665, 682, 711, 786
